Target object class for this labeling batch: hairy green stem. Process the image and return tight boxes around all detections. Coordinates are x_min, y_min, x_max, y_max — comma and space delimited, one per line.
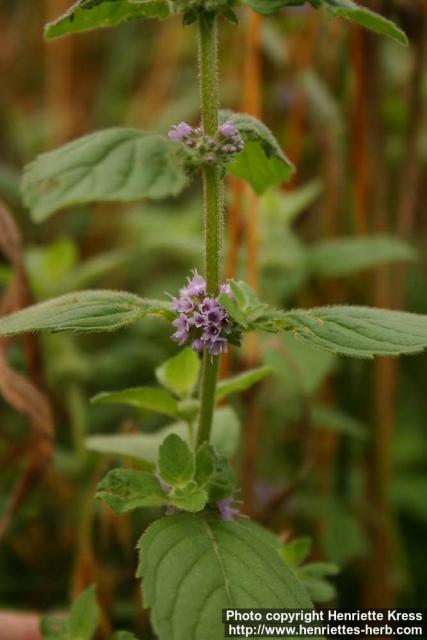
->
197, 13, 223, 447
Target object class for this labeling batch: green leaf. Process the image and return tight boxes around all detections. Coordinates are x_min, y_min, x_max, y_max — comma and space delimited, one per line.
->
69, 585, 99, 640
220, 111, 294, 194
86, 406, 240, 462
219, 280, 281, 333
282, 537, 312, 567
158, 434, 194, 487
40, 617, 68, 640
261, 180, 323, 227
280, 306, 427, 358
323, 0, 408, 45
297, 561, 339, 578
112, 633, 139, 640
138, 514, 312, 640
156, 347, 201, 397
208, 406, 241, 458
45, 0, 170, 40
296, 574, 337, 603
194, 443, 216, 487
308, 235, 416, 278
0, 290, 172, 336
170, 484, 208, 512
96, 469, 168, 513
92, 386, 178, 418
243, 0, 408, 45
243, 0, 305, 15
216, 366, 272, 402
22, 128, 188, 222
297, 562, 339, 603
206, 456, 236, 502
222, 8, 239, 24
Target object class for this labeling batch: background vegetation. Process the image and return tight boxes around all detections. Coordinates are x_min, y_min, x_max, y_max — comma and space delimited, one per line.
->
0, 0, 426, 636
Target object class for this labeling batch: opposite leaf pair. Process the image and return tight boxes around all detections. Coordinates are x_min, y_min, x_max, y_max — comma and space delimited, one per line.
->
3, 281, 427, 359
22, 113, 293, 222
96, 433, 237, 514
44, 0, 408, 47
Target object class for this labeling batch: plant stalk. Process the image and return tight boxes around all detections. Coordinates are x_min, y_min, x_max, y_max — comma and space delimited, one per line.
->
197, 13, 223, 447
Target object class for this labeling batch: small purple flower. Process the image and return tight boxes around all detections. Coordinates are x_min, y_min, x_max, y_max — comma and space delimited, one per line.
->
171, 296, 194, 313
200, 297, 217, 314
206, 308, 225, 325
168, 122, 193, 141
205, 337, 228, 356
220, 283, 232, 297
185, 271, 206, 297
220, 121, 238, 138
171, 315, 190, 345
217, 497, 240, 521
202, 324, 221, 341
191, 338, 204, 352
169, 272, 234, 356
192, 311, 206, 328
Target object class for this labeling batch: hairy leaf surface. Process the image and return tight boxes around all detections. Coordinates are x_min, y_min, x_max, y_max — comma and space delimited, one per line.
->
68, 586, 99, 640
0, 291, 172, 336
216, 366, 272, 401
220, 112, 294, 194
96, 469, 168, 513
155, 347, 201, 397
45, 0, 170, 40
138, 514, 312, 640
281, 306, 427, 358
243, 0, 305, 14
322, 0, 408, 45
243, 0, 407, 45
22, 129, 188, 221
158, 434, 195, 487
92, 386, 179, 417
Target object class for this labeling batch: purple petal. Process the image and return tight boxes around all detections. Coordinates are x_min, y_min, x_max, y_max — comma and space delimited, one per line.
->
193, 311, 207, 328
217, 497, 240, 521
200, 297, 217, 314
168, 122, 193, 141
220, 283, 233, 297
191, 338, 204, 353
172, 329, 189, 345
186, 271, 207, 297
206, 337, 228, 356
220, 121, 238, 139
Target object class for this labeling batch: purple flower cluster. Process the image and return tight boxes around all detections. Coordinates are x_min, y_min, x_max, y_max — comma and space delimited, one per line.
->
170, 271, 233, 356
168, 121, 244, 168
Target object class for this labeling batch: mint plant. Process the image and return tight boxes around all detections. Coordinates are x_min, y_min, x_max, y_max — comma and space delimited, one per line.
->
0, 0, 420, 637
